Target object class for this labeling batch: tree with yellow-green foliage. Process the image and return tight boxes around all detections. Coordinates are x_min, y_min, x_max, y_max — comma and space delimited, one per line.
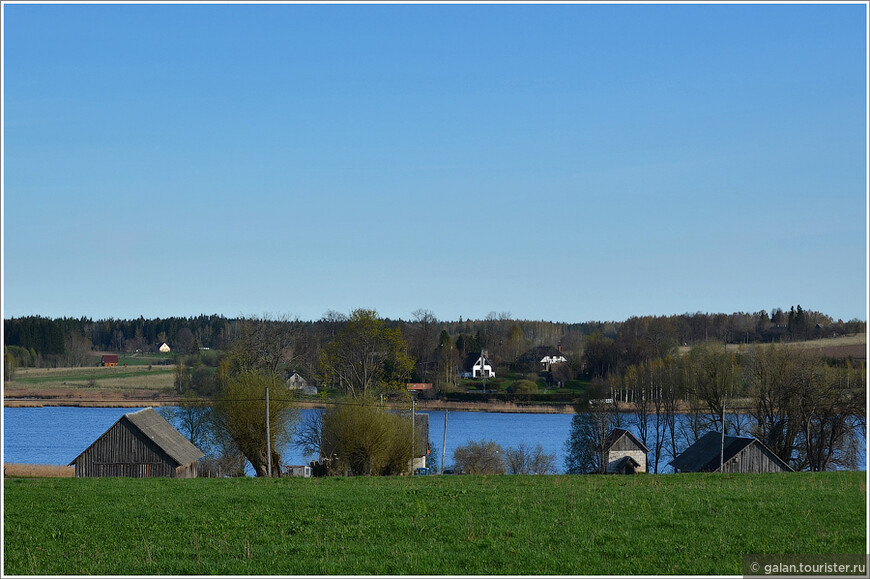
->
318, 309, 414, 400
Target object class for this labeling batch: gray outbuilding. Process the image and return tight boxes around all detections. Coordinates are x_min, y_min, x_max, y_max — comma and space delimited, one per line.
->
670, 431, 794, 474
69, 407, 204, 478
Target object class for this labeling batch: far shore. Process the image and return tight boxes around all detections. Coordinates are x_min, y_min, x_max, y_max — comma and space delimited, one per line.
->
4, 392, 763, 415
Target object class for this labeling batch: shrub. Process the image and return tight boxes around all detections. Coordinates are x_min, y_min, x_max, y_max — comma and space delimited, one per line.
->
453, 439, 505, 474
511, 380, 539, 394
505, 442, 556, 474
318, 401, 415, 476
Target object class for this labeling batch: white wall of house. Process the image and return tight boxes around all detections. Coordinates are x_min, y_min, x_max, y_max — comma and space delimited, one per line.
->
473, 361, 494, 378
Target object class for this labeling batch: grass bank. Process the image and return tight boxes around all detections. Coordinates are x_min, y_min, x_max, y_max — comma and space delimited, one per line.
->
3, 472, 865, 575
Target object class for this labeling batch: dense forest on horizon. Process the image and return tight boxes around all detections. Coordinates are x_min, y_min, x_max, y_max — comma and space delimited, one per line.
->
4, 307, 865, 382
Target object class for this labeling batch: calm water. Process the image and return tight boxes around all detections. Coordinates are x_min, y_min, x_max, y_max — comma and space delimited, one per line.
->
3, 406, 865, 474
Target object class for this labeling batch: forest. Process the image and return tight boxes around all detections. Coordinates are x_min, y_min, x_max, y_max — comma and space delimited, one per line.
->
3, 306, 865, 384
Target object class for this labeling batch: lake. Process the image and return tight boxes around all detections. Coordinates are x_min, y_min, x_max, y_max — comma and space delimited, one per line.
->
3, 406, 865, 474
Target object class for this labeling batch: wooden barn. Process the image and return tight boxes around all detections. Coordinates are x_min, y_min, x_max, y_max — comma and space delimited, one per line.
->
670, 431, 794, 474
69, 407, 204, 478
602, 428, 649, 474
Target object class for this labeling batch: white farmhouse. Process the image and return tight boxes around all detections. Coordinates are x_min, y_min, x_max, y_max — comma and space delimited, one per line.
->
472, 350, 495, 379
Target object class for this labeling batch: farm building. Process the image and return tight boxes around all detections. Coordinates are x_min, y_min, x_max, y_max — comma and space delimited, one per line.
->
601, 428, 649, 474
670, 431, 794, 474
471, 350, 495, 378
284, 464, 312, 477
409, 413, 430, 473
286, 372, 317, 395
69, 407, 204, 478
159, 342, 171, 353
101, 355, 119, 367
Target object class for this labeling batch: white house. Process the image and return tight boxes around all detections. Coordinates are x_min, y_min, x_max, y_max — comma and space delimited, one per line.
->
540, 354, 568, 371
286, 372, 317, 396
159, 342, 171, 353
472, 350, 495, 379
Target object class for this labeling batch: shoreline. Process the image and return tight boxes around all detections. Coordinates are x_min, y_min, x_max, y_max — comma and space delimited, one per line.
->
3, 394, 759, 415
2, 396, 576, 414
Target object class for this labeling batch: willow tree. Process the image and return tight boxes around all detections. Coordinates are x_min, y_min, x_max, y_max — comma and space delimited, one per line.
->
318, 309, 414, 399
211, 372, 297, 477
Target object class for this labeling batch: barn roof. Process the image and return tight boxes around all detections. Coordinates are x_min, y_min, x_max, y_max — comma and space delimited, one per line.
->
602, 428, 650, 453
668, 431, 794, 473
70, 407, 204, 467
124, 408, 205, 465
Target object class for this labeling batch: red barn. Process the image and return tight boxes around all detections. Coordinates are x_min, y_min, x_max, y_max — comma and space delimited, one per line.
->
101, 355, 119, 367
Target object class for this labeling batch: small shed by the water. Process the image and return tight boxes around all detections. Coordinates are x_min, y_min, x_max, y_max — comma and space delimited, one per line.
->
69, 407, 204, 478
670, 431, 794, 473
602, 428, 649, 474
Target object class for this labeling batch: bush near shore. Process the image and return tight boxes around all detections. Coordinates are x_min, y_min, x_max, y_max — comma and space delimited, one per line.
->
3, 471, 864, 575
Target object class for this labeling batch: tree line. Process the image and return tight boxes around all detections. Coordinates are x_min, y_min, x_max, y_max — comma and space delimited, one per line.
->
566, 341, 866, 474
4, 306, 864, 380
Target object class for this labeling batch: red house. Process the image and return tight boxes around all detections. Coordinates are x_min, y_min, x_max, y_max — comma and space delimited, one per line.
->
101, 355, 119, 367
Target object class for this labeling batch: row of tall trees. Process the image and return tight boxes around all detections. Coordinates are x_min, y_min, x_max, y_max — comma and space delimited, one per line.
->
5, 307, 863, 373
565, 342, 866, 474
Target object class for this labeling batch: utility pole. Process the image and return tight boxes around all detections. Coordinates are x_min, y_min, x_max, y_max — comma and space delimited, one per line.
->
266, 386, 272, 478
441, 409, 448, 474
720, 396, 725, 473
411, 397, 416, 472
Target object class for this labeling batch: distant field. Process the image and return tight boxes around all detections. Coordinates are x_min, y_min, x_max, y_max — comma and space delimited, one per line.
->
7, 365, 175, 390
3, 471, 864, 575
679, 333, 867, 358
4, 364, 176, 406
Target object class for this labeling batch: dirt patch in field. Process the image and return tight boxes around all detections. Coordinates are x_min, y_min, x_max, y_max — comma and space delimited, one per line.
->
4, 463, 75, 477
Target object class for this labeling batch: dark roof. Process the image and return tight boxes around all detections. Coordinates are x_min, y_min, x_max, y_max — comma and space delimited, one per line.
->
612, 455, 640, 470
669, 431, 792, 472
101, 355, 119, 362
602, 428, 650, 453
71, 408, 204, 466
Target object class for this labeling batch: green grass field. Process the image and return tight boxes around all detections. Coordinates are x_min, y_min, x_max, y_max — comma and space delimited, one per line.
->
3, 472, 865, 575
7, 364, 175, 391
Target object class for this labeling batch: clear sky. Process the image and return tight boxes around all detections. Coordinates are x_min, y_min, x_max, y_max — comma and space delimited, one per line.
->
2, 2, 867, 323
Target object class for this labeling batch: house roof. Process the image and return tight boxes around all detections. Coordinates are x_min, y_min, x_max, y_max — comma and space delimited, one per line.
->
602, 428, 650, 453
669, 431, 792, 472
71, 407, 204, 467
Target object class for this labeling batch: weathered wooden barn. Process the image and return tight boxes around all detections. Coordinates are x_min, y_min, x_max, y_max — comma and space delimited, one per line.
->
69, 407, 204, 478
670, 431, 794, 474
602, 428, 649, 474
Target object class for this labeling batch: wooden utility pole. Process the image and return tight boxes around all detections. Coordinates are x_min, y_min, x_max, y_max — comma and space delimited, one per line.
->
266, 386, 272, 478
720, 396, 725, 473
441, 409, 448, 474
411, 396, 416, 471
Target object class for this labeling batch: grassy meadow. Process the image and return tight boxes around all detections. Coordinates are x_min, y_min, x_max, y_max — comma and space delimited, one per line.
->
7, 364, 175, 389
3, 471, 865, 575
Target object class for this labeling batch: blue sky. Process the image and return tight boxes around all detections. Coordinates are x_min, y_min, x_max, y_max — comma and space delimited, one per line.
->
3, 2, 867, 323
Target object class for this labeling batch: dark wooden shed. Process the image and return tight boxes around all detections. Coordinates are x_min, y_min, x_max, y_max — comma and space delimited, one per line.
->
670, 431, 794, 474
69, 407, 204, 478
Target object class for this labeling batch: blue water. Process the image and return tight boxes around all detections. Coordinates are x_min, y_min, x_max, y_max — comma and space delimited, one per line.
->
1, 406, 575, 472
3, 406, 865, 474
